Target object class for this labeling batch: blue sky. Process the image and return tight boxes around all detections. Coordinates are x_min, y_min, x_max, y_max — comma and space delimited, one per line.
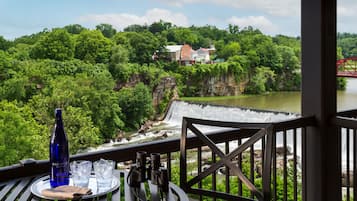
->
0, 0, 356, 40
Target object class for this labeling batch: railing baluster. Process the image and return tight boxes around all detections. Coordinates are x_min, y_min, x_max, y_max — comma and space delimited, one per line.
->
225, 141, 230, 194
347, 128, 351, 201
283, 130, 287, 201
260, 137, 266, 173
198, 146, 202, 201
273, 132, 277, 201
250, 144, 254, 199
293, 128, 298, 201
353, 129, 357, 201
212, 151, 216, 201
238, 139, 242, 196
339, 126, 343, 200
302, 126, 306, 201
166, 152, 171, 181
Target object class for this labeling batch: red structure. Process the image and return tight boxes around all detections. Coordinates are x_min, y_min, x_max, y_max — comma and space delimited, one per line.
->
336, 57, 357, 77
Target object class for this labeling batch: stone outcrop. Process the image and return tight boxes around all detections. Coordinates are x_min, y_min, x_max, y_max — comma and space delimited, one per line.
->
114, 74, 142, 91
152, 76, 178, 109
192, 74, 244, 96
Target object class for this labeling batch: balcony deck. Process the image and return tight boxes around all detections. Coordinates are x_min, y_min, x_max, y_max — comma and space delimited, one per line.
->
0, 111, 356, 201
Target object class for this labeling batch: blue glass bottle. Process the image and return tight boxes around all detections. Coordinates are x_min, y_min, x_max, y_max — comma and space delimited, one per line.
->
50, 108, 70, 188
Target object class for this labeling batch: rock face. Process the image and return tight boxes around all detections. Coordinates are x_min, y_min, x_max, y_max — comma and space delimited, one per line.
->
184, 73, 244, 97
115, 73, 245, 117
114, 74, 142, 91
138, 120, 154, 134
202, 75, 242, 96
152, 77, 178, 109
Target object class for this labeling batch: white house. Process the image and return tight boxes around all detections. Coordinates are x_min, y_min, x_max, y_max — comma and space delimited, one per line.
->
165, 45, 183, 62
160, 44, 216, 65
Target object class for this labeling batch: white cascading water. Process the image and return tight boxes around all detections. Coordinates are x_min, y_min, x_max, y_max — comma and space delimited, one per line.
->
95, 100, 299, 151
163, 100, 301, 157
164, 100, 297, 127
163, 101, 351, 170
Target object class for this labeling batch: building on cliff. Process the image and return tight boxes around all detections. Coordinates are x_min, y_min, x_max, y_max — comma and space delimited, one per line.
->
155, 44, 216, 65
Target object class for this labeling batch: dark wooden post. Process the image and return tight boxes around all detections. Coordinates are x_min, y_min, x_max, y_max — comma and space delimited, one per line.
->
301, 0, 341, 200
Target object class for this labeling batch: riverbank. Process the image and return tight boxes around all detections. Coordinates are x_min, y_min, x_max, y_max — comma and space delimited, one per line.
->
179, 78, 357, 114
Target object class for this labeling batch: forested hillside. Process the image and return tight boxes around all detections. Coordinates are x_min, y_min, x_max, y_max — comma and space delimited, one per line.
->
0, 21, 352, 166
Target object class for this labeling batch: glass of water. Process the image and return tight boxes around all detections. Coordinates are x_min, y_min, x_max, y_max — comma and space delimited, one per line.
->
70, 160, 92, 187
93, 159, 115, 191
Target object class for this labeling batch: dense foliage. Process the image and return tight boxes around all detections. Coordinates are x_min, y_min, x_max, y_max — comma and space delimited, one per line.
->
0, 21, 351, 166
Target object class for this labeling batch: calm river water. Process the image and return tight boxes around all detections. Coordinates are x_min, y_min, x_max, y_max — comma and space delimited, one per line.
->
194, 78, 357, 114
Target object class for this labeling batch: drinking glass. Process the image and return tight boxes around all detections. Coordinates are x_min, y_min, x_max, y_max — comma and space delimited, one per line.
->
70, 160, 92, 187
93, 159, 115, 191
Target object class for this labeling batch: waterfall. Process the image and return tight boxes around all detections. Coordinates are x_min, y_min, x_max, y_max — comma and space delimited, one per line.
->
163, 100, 301, 159
164, 100, 297, 127
96, 100, 298, 153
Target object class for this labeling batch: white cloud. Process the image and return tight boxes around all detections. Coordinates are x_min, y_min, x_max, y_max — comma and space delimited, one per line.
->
154, 0, 206, 7
227, 16, 278, 34
337, 0, 357, 32
338, 5, 357, 17
78, 8, 189, 30
155, 0, 300, 17
338, 0, 357, 16
219, 0, 299, 17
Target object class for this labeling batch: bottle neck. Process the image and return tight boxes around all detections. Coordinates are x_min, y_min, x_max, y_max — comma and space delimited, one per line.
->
55, 109, 64, 127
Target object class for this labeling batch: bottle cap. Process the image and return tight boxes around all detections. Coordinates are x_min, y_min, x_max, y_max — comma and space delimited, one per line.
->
55, 108, 62, 115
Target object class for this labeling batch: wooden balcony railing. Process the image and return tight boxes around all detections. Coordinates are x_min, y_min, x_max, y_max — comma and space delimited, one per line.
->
0, 116, 316, 201
334, 110, 357, 201
180, 116, 315, 201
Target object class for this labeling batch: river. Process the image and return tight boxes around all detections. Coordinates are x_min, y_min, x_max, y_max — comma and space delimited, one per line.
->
192, 78, 357, 114
95, 78, 357, 162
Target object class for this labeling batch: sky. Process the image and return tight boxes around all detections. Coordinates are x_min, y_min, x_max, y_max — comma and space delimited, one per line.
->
0, 0, 356, 40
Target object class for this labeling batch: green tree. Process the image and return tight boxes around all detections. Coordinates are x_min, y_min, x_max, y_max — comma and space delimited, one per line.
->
109, 45, 131, 81
30, 29, 75, 61
124, 31, 161, 64
0, 50, 11, 81
228, 24, 240, 34
124, 24, 148, 32
254, 35, 283, 73
337, 47, 344, 59
118, 83, 153, 129
63, 24, 87, 34
96, 23, 117, 38
110, 45, 129, 64
278, 46, 300, 72
217, 42, 241, 60
13, 29, 49, 45
338, 37, 357, 57
245, 67, 275, 94
337, 77, 347, 90
0, 76, 28, 101
167, 28, 198, 45
273, 35, 300, 49
149, 20, 173, 34
75, 30, 113, 63
7, 43, 31, 60
28, 68, 124, 140
275, 46, 301, 90
62, 106, 101, 153
0, 101, 47, 166
0, 36, 11, 50
190, 25, 228, 41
